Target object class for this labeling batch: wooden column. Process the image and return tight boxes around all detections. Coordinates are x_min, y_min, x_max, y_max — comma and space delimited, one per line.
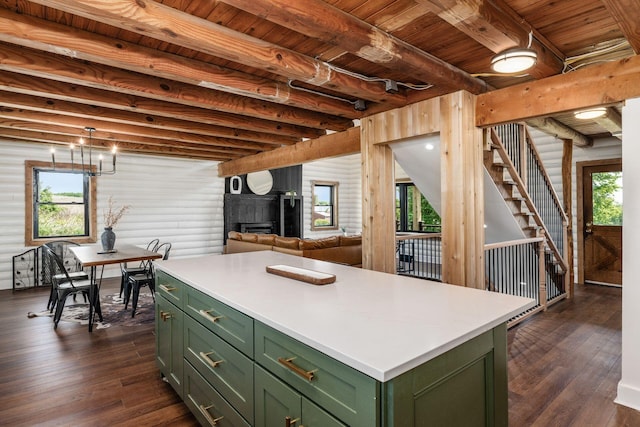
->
361, 121, 397, 273
440, 92, 485, 288
562, 139, 574, 298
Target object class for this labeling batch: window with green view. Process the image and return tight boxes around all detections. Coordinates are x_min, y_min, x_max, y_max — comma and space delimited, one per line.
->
34, 169, 90, 238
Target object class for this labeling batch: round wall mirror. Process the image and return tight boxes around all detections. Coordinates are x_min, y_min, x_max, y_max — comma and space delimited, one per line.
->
246, 170, 273, 195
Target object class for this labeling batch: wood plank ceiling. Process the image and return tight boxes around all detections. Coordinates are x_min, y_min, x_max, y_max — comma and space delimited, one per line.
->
0, 0, 636, 163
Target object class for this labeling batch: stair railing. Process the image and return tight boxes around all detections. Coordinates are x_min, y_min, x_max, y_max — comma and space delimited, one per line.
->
491, 125, 569, 273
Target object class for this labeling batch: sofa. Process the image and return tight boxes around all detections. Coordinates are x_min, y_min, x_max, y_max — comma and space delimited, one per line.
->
225, 231, 362, 267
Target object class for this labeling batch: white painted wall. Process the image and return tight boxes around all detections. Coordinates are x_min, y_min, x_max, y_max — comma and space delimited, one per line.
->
0, 141, 225, 290
617, 97, 640, 411
391, 134, 524, 244
302, 154, 362, 238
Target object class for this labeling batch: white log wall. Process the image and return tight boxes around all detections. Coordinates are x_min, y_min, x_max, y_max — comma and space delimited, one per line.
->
0, 141, 225, 290
1, 142, 361, 290
528, 127, 622, 278
302, 154, 362, 238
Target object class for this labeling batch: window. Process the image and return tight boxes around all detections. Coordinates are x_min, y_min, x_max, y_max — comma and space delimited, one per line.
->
311, 181, 338, 230
592, 171, 622, 226
25, 161, 97, 246
395, 182, 440, 232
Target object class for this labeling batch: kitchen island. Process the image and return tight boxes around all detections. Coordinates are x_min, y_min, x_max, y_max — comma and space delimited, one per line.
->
154, 251, 534, 426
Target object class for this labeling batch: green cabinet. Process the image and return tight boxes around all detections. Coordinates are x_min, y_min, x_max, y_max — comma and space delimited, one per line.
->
255, 365, 346, 427
155, 293, 184, 397
155, 269, 509, 427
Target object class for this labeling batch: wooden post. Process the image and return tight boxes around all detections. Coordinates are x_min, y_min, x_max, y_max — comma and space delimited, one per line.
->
440, 91, 485, 288
538, 230, 548, 311
360, 120, 397, 273
412, 188, 422, 230
562, 139, 574, 298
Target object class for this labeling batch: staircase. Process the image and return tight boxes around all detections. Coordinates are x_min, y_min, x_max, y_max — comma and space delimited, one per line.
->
484, 123, 569, 304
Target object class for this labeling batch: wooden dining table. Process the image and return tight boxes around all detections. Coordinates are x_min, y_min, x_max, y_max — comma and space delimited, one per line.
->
69, 244, 163, 331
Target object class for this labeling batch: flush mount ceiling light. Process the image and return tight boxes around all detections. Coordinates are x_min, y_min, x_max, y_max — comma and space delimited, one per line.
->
574, 107, 607, 120
491, 47, 537, 73
490, 32, 538, 74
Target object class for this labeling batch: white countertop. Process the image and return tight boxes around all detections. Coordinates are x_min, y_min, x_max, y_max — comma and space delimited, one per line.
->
156, 251, 534, 382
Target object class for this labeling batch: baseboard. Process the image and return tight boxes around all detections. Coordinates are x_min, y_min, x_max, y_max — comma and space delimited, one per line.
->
616, 381, 640, 411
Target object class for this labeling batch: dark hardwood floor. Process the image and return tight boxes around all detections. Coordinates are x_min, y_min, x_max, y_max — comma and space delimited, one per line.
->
1, 279, 638, 426
0, 278, 198, 427
508, 284, 640, 426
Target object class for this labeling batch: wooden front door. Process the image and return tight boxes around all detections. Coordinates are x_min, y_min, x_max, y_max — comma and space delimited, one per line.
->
578, 159, 623, 286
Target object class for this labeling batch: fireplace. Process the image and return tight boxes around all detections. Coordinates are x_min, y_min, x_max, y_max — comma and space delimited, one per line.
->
240, 222, 275, 234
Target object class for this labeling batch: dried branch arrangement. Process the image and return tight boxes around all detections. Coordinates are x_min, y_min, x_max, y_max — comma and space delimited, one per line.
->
103, 196, 130, 228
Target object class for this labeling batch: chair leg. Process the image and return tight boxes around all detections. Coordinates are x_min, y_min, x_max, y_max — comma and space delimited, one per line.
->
131, 282, 140, 318
123, 279, 132, 309
53, 292, 68, 329
119, 272, 127, 298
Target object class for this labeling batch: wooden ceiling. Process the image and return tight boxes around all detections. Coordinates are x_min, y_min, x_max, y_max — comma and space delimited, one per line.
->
0, 0, 636, 163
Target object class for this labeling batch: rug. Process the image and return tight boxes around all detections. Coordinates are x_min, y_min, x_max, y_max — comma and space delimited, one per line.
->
27, 291, 155, 329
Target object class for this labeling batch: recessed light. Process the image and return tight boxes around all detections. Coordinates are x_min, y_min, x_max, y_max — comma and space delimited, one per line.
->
574, 108, 607, 120
425, 143, 435, 151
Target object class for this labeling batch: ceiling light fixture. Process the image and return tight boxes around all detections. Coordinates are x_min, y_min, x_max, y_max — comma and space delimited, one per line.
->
51, 127, 117, 176
491, 32, 537, 74
574, 107, 607, 120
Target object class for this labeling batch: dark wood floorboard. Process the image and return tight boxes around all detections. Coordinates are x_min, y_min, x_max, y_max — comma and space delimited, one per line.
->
508, 283, 640, 427
1, 280, 639, 426
0, 278, 198, 427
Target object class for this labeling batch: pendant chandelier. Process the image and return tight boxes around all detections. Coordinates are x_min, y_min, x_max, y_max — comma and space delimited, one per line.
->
50, 127, 117, 176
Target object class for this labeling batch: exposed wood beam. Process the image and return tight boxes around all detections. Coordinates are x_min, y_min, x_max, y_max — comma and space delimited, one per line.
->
0, 71, 304, 142
0, 108, 275, 152
527, 117, 593, 147
594, 106, 623, 138
601, 0, 640, 54
476, 55, 640, 126
0, 8, 359, 121
0, 121, 260, 157
0, 89, 295, 146
0, 127, 245, 161
217, 0, 487, 94
217, 127, 361, 177
417, 0, 563, 78
0, 43, 330, 138
32, 0, 408, 106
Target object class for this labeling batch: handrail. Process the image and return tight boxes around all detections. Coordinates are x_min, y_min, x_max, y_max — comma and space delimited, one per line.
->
522, 125, 569, 224
396, 233, 442, 241
484, 237, 544, 251
490, 128, 568, 272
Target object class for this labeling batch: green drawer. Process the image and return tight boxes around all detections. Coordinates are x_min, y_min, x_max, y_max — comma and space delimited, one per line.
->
185, 287, 254, 357
183, 361, 250, 427
155, 270, 184, 309
184, 315, 254, 424
254, 322, 378, 427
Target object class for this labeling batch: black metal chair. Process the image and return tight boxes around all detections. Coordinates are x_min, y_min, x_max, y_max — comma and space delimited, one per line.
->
43, 244, 102, 331
124, 242, 171, 317
42, 241, 89, 312
119, 238, 160, 298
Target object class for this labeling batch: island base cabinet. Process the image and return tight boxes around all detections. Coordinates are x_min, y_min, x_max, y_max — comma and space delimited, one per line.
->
255, 365, 346, 427
382, 326, 508, 427
156, 293, 184, 398
184, 361, 251, 427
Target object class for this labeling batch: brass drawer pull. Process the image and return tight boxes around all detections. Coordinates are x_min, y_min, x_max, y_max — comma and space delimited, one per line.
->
199, 309, 224, 323
199, 351, 224, 368
159, 284, 177, 292
198, 404, 224, 426
160, 310, 172, 322
285, 416, 300, 427
278, 357, 316, 382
